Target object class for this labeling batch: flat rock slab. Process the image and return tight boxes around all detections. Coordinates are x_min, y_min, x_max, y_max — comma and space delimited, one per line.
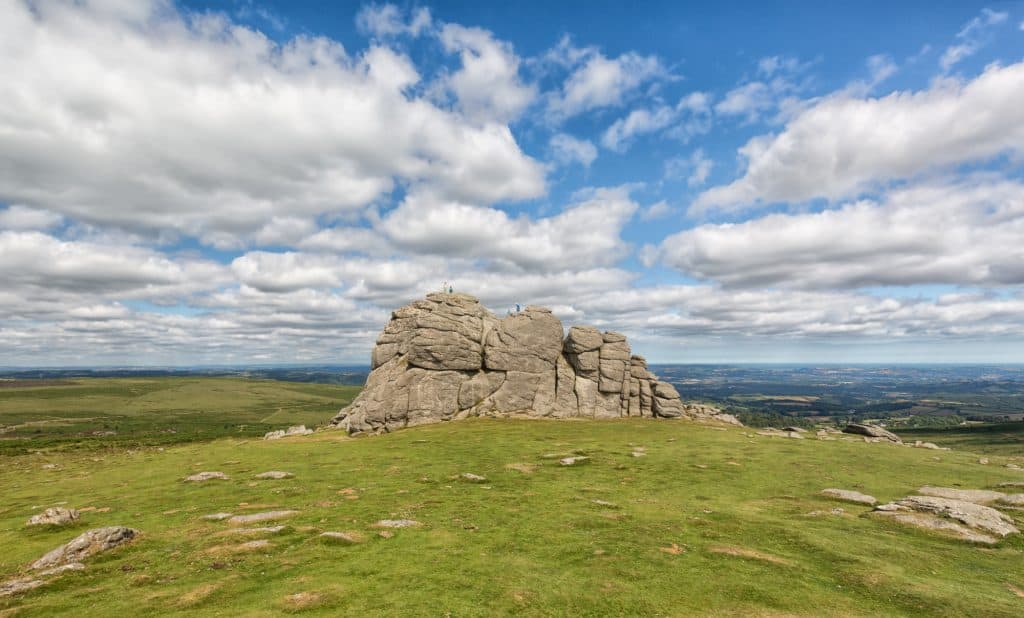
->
31, 527, 138, 570
264, 426, 313, 440
254, 471, 294, 480
1, 564, 84, 598
371, 519, 421, 529
918, 486, 1005, 504
185, 471, 230, 482
821, 489, 877, 505
894, 496, 1018, 538
872, 510, 999, 544
460, 473, 487, 482
227, 510, 298, 526
27, 507, 80, 527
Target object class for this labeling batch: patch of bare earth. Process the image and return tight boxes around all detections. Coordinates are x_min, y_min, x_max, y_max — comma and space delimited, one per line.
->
707, 545, 793, 566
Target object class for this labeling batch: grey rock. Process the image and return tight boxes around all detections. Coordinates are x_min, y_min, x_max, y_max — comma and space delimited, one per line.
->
31, 527, 138, 570
893, 496, 1019, 538
263, 425, 313, 440
27, 507, 80, 527
843, 423, 902, 443
917, 486, 1005, 504
254, 471, 294, 480
821, 489, 877, 505
331, 293, 740, 433
372, 519, 421, 528
201, 513, 234, 521
184, 471, 230, 482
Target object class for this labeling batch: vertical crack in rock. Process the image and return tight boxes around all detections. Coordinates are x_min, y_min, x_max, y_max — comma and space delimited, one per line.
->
331, 292, 740, 433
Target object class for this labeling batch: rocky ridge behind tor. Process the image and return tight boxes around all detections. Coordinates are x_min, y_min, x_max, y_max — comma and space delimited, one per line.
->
332, 292, 739, 434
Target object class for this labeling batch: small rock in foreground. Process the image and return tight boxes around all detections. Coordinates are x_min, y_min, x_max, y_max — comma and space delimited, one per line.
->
31, 527, 139, 570
254, 471, 294, 480
821, 489, 877, 505
27, 507, 80, 527
184, 471, 230, 482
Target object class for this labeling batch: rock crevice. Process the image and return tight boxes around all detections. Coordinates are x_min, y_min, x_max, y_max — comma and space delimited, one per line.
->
332, 292, 739, 434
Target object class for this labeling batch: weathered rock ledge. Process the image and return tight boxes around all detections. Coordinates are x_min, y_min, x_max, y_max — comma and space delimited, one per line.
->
332, 292, 739, 434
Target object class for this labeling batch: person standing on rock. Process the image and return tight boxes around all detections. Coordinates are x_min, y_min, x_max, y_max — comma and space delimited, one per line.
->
442, 281, 449, 294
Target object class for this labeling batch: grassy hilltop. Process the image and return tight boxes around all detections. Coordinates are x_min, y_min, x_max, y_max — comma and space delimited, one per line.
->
1, 379, 1024, 616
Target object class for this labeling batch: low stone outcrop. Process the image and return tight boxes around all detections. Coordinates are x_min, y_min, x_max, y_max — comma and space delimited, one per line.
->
30, 527, 138, 570
872, 496, 1019, 543
26, 507, 80, 527
331, 293, 738, 434
843, 423, 902, 443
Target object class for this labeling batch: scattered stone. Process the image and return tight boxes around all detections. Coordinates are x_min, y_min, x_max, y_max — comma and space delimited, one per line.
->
320, 531, 364, 544
41, 463, 59, 470
979, 458, 990, 465
821, 489, 877, 505
30, 526, 139, 570
371, 519, 421, 529
201, 513, 234, 521
234, 540, 270, 552
27, 507, 80, 527
559, 456, 588, 466
184, 471, 230, 482
254, 471, 294, 480
630, 451, 646, 458
912, 441, 945, 450
917, 486, 1005, 505
843, 423, 902, 443
460, 473, 487, 482
591, 499, 618, 508
1007, 464, 1022, 470
227, 511, 298, 526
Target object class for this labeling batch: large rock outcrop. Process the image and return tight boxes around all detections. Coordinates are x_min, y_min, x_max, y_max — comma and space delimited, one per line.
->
332, 293, 739, 434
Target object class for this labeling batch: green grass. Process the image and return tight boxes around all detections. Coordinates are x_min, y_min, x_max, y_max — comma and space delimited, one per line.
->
900, 423, 1024, 457
0, 378, 359, 454
1, 414, 1023, 615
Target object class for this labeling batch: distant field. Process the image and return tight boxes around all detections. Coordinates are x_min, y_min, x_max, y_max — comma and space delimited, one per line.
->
0, 378, 359, 454
2, 418, 1023, 616
901, 423, 1024, 457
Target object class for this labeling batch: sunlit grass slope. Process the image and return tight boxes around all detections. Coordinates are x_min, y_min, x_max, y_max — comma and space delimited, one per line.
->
2, 417, 1023, 616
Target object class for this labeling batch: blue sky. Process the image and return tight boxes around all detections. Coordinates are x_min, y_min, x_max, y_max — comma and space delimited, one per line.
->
1, 0, 1023, 365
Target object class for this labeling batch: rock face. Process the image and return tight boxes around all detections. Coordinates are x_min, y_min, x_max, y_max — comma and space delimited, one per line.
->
332, 293, 738, 434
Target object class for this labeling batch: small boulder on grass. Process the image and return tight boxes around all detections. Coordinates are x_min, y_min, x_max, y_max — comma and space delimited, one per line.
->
460, 473, 487, 482
227, 511, 298, 526
254, 471, 294, 480
559, 456, 588, 466
371, 519, 420, 529
31, 527, 139, 570
201, 513, 233, 521
184, 471, 229, 482
821, 489, 877, 506
27, 507, 80, 527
